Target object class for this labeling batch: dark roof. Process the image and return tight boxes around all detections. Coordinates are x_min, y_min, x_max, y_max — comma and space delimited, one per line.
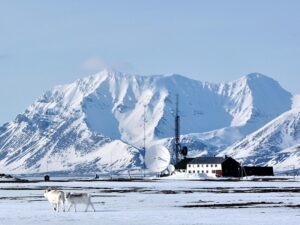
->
175, 158, 193, 169
189, 157, 226, 164
175, 157, 238, 169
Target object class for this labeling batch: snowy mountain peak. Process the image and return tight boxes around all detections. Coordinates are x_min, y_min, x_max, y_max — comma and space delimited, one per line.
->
244, 72, 270, 80
218, 73, 292, 132
226, 73, 281, 92
0, 70, 296, 174
221, 107, 300, 172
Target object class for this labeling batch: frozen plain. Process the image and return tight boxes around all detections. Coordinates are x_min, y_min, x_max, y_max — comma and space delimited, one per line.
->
0, 179, 300, 225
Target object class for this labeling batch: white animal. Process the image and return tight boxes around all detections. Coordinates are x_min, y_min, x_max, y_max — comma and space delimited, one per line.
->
65, 192, 95, 212
44, 189, 65, 212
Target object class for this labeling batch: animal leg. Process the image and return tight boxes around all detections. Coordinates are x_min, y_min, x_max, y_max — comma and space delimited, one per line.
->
90, 202, 96, 212
85, 204, 89, 212
67, 203, 73, 212
52, 203, 57, 211
61, 199, 65, 212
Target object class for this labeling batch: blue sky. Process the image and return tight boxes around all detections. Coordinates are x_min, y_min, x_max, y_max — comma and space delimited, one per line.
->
0, 0, 300, 124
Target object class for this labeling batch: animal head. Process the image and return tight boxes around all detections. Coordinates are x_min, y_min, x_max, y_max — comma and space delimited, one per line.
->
44, 189, 50, 197
65, 192, 71, 199
44, 188, 54, 196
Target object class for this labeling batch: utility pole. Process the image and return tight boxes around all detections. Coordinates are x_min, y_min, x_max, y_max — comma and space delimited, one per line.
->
44, 156, 50, 182
110, 150, 113, 180
175, 94, 180, 164
143, 104, 147, 177
293, 165, 296, 181
46, 158, 48, 174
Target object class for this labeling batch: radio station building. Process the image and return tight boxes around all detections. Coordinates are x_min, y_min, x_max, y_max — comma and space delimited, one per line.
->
175, 156, 241, 177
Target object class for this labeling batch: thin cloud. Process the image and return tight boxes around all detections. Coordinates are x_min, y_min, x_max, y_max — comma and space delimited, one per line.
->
0, 54, 9, 60
82, 57, 107, 71
113, 61, 135, 72
81, 57, 135, 73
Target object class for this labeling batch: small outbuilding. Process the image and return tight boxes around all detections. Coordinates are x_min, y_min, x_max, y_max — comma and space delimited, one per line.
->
242, 166, 274, 176
44, 174, 50, 182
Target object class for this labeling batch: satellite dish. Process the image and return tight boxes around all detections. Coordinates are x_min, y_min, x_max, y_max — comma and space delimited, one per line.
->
145, 145, 171, 173
181, 146, 188, 156
167, 164, 175, 174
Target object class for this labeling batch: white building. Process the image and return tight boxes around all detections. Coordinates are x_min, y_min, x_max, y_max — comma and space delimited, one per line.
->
175, 156, 241, 177
186, 157, 222, 176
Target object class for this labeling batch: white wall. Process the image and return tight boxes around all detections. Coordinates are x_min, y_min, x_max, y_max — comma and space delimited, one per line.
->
186, 163, 222, 176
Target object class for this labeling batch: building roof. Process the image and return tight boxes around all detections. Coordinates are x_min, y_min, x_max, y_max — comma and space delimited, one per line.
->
175, 158, 194, 169
188, 157, 226, 164
175, 156, 238, 170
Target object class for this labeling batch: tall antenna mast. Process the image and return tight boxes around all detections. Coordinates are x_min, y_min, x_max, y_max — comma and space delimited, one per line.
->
44, 155, 50, 182
143, 104, 147, 177
175, 94, 180, 164
46, 158, 48, 174
110, 150, 112, 179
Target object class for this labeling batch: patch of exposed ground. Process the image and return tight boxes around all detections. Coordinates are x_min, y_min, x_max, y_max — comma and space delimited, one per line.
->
182, 201, 300, 209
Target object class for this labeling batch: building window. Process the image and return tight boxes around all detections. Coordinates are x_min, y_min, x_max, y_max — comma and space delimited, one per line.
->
206, 164, 208, 167
202, 170, 204, 173
193, 170, 195, 173
189, 171, 191, 173
215, 164, 218, 167
198, 171, 200, 173
211, 164, 213, 167
188, 164, 191, 168
201, 165, 204, 167
212, 170, 216, 173
206, 170, 208, 173
197, 164, 200, 167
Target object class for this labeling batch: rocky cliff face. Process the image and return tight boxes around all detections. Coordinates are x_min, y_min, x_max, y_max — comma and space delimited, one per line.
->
0, 70, 294, 174
220, 108, 300, 172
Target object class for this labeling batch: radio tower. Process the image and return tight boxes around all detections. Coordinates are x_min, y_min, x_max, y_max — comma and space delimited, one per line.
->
175, 94, 180, 164
143, 104, 147, 177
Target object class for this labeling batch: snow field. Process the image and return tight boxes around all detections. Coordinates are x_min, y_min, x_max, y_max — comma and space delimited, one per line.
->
0, 180, 299, 225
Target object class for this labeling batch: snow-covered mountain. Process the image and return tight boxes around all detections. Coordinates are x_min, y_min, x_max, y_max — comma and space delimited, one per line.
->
220, 108, 300, 172
0, 70, 294, 174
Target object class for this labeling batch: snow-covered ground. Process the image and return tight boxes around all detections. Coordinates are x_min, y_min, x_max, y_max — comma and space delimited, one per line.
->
0, 179, 300, 225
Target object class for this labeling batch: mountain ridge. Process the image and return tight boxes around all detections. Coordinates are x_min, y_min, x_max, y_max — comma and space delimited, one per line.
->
0, 69, 295, 174
220, 107, 300, 172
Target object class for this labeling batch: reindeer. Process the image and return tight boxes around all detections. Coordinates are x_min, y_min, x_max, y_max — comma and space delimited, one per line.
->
44, 189, 65, 212
65, 192, 95, 212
